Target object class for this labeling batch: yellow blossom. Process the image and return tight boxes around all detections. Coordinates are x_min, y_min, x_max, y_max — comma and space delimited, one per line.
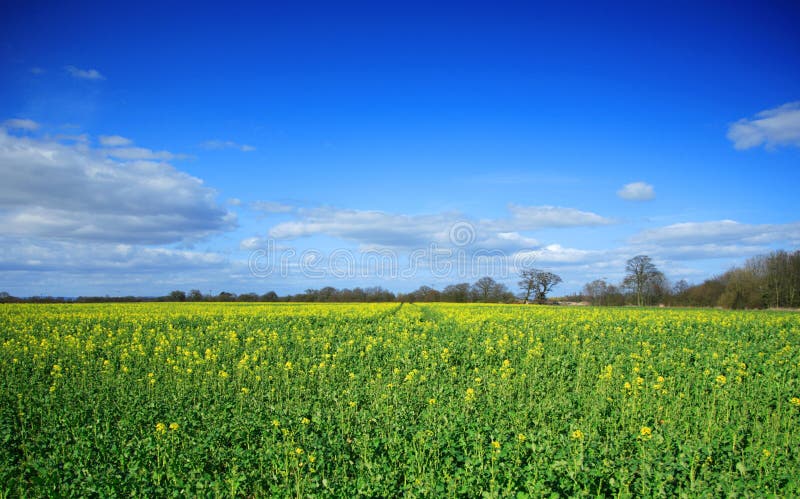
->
464, 387, 476, 403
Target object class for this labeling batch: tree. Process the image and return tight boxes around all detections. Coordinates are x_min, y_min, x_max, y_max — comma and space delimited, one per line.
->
472, 277, 499, 302
188, 289, 203, 301
518, 268, 562, 304
583, 279, 609, 306
623, 255, 663, 306
261, 291, 279, 302
168, 290, 186, 302
442, 283, 471, 302
672, 279, 689, 296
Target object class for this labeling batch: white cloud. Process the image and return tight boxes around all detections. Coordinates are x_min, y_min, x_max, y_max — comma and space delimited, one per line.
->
617, 181, 655, 201
727, 101, 800, 150
201, 139, 256, 152
103, 147, 186, 161
0, 238, 225, 273
631, 220, 800, 246
3, 118, 40, 131
651, 243, 769, 260
0, 129, 236, 244
65, 65, 105, 80
266, 204, 609, 251
516, 244, 603, 264
99, 135, 133, 147
54, 133, 89, 144
268, 208, 447, 247
30, 67, 45, 75
227, 198, 242, 206
239, 237, 264, 251
251, 201, 294, 213
505, 204, 613, 229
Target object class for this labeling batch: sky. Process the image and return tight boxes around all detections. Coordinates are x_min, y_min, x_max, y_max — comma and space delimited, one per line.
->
1, 1, 799, 297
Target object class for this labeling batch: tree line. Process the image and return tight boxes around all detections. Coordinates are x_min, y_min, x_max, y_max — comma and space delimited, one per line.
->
579, 250, 800, 309
2, 249, 797, 308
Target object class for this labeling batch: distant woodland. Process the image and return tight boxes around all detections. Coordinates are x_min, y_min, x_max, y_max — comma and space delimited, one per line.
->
2, 250, 798, 310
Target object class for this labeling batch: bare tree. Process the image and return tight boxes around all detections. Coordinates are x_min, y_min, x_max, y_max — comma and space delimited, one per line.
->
518, 268, 562, 304
472, 277, 498, 302
583, 279, 609, 306
623, 255, 663, 306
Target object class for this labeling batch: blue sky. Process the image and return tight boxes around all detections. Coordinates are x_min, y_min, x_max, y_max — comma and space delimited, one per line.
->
1, 1, 799, 296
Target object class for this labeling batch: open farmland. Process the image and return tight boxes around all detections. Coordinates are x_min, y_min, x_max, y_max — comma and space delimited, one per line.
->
1, 303, 799, 496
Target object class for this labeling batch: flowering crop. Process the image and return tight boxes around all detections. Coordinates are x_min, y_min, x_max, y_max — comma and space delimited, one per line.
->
1, 303, 799, 495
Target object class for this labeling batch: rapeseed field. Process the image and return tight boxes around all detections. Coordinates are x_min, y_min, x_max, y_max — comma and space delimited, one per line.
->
1, 303, 799, 496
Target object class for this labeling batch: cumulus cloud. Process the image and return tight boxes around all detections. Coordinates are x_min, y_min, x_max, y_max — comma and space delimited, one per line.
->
99, 135, 133, 147
617, 181, 655, 201
0, 129, 236, 244
727, 101, 800, 150
201, 140, 256, 152
3, 118, 40, 131
65, 65, 105, 80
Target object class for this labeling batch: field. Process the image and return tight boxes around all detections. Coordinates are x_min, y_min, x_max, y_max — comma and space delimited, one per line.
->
1, 303, 799, 496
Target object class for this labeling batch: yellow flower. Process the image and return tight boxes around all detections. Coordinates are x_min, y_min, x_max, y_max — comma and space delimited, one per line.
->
428, 398, 436, 405
272, 419, 280, 428
308, 454, 316, 464
155, 422, 166, 433
169, 422, 179, 431
517, 433, 526, 442
464, 387, 476, 403
491, 440, 501, 451
790, 397, 800, 407
571, 429, 584, 440
715, 374, 727, 385
240, 387, 250, 394
762, 449, 772, 458
640, 426, 652, 439
301, 417, 310, 425
295, 447, 304, 455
